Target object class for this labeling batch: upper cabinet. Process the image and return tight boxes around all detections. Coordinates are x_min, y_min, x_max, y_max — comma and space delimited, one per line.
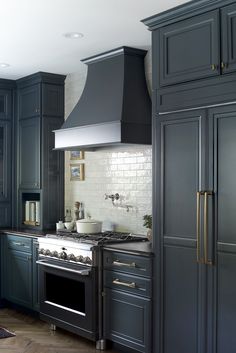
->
18, 117, 40, 189
144, 1, 236, 112
0, 89, 13, 120
221, 3, 236, 74
159, 10, 220, 86
158, 4, 236, 88
18, 84, 41, 119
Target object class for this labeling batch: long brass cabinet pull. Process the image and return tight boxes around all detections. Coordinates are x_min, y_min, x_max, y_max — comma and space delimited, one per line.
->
204, 191, 213, 266
196, 191, 203, 263
112, 260, 136, 268
113, 278, 136, 288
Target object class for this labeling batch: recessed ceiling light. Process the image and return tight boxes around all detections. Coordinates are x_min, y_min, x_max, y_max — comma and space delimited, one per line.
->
0, 63, 10, 68
63, 32, 84, 39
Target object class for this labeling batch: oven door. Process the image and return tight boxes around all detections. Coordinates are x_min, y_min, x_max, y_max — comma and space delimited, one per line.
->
37, 258, 98, 341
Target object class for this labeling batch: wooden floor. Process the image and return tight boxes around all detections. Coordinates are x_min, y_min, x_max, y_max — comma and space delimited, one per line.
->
0, 308, 118, 353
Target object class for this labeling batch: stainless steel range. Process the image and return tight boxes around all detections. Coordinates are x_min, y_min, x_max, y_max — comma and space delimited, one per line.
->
36, 231, 147, 349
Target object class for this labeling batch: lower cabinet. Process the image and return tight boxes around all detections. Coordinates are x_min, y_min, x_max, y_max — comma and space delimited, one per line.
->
103, 250, 152, 353
6, 248, 32, 307
1, 233, 39, 311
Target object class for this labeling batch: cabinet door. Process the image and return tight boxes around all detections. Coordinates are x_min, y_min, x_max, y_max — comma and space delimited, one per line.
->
5, 249, 32, 308
19, 117, 40, 189
209, 106, 236, 353
221, 3, 236, 75
32, 239, 39, 311
18, 84, 40, 119
41, 117, 64, 228
158, 10, 219, 86
0, 121, 11, 201
0, 89, 12, 120
155, 110, 208, 353
104, 288, 151, 353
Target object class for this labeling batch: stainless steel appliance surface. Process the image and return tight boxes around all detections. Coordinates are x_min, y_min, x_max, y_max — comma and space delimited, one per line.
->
37, 231, 147, 349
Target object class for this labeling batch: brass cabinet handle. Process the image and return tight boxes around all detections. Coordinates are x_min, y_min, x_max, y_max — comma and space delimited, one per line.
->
211, 64, 217, 71
204, 191, 213, 266
112, 260, 136, 268
221, 62, 227, 69
196, 191, 204, 264
113, 278, 136, 289
196, 192, 202, 263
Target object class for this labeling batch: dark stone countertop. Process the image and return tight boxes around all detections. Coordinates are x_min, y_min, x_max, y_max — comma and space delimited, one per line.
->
103, 240, 153, 257
0, 228, 49, 238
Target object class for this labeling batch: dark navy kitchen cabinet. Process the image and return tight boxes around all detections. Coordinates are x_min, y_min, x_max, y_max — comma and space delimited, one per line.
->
18, 84, 40, 119
0, 89, 13, 120
0, 84, 15, 227
32, 238, 39, 311
154, 109, 208, 353
17, 72, 65, 229
143, 1, 236, 353
152, 100, 236, 353
18, 117, 40, 190
146, 1, 236, 113
1, 234, 38, 310
221, 3, 236, 75
158, 10, 219, 87
208, 105, 236, 353
103, 250, 152, 353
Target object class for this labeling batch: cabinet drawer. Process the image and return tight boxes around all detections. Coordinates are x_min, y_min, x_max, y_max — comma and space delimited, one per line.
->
103, 251, 152, 277
104, 270, 152, 298
104, 288, 151, 353
6, 234, 32, 253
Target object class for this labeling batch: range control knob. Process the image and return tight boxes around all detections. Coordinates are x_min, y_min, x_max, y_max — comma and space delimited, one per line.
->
39, 248, 45, 254
67, 254, 76, 261
59, 251, 67, 260
85, 256, 92, 265
52, 251, 59, 258
76, 255, 84, 263
45, 249, 51, 256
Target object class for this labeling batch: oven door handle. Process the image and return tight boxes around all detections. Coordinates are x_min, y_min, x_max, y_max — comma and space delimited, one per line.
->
36, 260, 91, 276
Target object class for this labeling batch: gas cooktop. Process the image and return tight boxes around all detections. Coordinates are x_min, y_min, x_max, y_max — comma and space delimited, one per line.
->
46, 230, 147, 246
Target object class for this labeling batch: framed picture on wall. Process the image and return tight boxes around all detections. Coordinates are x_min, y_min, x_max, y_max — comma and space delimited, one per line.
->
70, 151, 84, 160
70, 163, 85, 181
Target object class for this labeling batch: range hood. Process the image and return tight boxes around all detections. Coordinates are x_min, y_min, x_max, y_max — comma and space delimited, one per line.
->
54, 46, 151, 150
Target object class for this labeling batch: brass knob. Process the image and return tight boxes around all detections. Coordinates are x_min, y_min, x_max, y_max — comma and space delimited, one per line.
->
211, 64, 217, 71
221, 62, 227, 69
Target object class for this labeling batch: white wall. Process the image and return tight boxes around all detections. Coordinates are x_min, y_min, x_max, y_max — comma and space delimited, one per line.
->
64, 49, 152, 235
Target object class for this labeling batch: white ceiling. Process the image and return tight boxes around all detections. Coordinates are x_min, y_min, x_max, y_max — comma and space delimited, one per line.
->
0, 0, 190, 79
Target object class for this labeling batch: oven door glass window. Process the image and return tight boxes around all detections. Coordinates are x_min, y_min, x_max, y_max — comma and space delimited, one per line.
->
45, 273, 85, 315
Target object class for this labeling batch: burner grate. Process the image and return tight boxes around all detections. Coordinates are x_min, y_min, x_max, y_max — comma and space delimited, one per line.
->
53, 230, 147, 245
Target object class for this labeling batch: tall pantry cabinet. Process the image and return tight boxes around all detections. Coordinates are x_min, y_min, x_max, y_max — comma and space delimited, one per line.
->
143, 1, 236, 353
16, 72, 65, 229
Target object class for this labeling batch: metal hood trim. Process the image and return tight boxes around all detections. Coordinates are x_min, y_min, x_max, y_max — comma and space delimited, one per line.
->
54, 121, 121, 150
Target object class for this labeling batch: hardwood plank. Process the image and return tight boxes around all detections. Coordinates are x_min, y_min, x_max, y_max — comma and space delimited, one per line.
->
0, 308, 118, 353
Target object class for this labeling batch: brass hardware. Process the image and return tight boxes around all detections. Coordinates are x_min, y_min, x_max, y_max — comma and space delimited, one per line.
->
13, 242, 24, 247
113, 278, 136, 288
211, 64, 217, 71
196, 192, 201, 263
113, 260, 136, 268
196, 192, 204, 264
221, 62, 227, 69
204, 191, 213, 266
